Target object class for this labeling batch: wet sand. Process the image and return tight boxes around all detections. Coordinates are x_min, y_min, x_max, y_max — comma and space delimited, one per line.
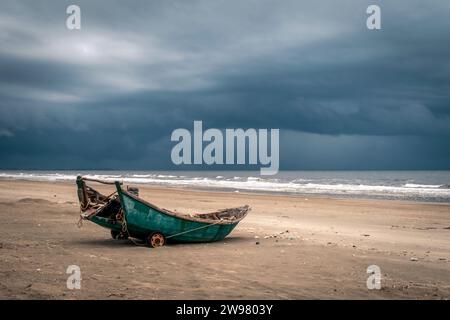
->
0, 180, 449, 299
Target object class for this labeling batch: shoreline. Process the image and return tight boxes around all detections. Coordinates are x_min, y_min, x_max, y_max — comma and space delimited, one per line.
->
1, 178, 449, 205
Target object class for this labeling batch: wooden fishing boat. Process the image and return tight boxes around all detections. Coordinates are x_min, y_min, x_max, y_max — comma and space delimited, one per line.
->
76, 176, 125, 237
76, 176, 250, 247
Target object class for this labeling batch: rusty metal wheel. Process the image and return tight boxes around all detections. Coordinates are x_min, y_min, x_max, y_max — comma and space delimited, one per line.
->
147, 232, 166, 248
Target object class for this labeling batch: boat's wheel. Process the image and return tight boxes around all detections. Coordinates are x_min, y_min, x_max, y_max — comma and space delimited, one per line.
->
147, 232, 166, 248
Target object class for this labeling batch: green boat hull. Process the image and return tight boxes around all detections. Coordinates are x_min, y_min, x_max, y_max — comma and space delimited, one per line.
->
116, 182, 241, 243
89, 216, 122, 232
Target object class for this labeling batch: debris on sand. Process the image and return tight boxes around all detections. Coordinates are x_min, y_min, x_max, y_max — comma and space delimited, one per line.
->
264, 230, 297, 240
410, 257, 418, 261
108, 293, 126, 297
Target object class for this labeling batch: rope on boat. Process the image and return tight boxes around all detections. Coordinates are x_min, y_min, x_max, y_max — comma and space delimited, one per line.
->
79, 199, 91, 212
77, 199, 91, 228
77, 216, 83, 228
165, 219, 224, 239
121, 210, 146, 246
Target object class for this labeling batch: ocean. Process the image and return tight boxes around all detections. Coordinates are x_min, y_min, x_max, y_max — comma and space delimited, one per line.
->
1, 170, 450, 203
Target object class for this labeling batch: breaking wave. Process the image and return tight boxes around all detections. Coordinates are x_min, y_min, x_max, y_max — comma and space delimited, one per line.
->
1, 171, 449, 202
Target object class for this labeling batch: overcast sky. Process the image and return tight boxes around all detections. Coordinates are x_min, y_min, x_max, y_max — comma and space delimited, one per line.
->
0, 0, 449, 170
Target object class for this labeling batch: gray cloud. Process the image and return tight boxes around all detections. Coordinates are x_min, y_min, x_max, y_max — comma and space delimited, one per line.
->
0, 0, 449, 169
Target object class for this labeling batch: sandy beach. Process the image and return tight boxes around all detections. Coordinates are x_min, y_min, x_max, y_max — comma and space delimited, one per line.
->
0, 179, 449, 299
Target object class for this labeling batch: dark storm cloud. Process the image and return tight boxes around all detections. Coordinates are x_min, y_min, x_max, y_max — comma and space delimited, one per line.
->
0, 0, 450, 169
